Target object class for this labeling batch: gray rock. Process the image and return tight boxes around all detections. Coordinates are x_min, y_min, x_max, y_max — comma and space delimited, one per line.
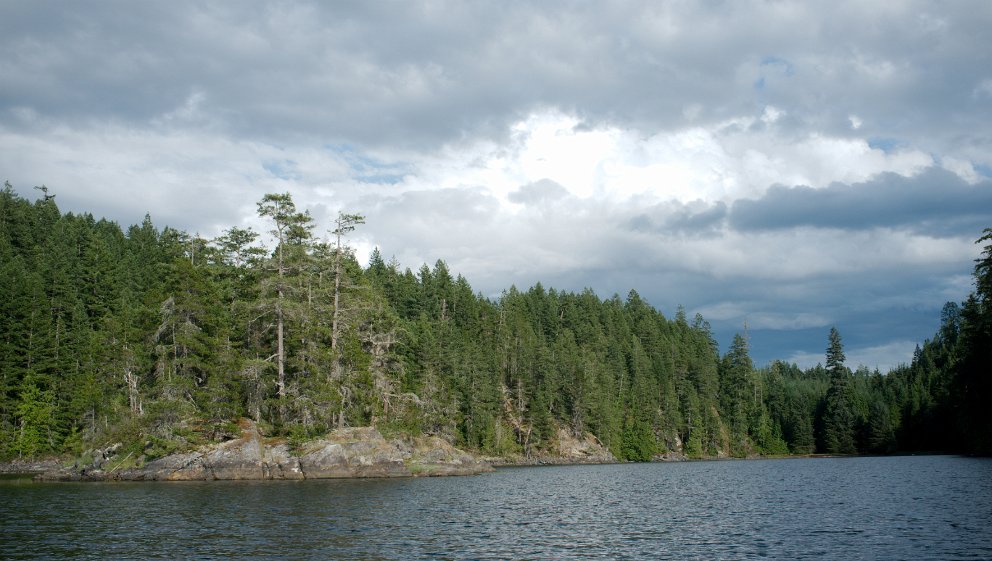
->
299, 427, 411, 478
39, 421, 492, 482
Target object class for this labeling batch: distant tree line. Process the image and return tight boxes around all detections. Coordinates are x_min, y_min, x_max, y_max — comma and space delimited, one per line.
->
1, 183, 989, 461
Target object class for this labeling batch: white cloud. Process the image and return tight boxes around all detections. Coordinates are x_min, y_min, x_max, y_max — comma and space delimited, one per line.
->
784, 350, 825, 370
1, 108, 976, 293
786, 340, 916, 373
382, 109, 937, 218
0, 121, 353, 236
847, 340, 919, 372
3, 0, 990, 369
761, 106, 784, 124
693, 304, 829, 331
152, 91, 209, 127
942, 156, 981, 184
695, 302, 749, 322
748, 313, 831, 331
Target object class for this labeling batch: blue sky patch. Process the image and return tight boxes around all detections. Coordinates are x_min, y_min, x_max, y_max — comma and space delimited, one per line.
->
327, 144, 408, 184
262, 159, 301, 180
868, 137, 900, 152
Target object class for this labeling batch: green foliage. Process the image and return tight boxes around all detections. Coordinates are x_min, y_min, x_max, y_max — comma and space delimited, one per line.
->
620, 418, 658, 462
14, 375, 59, 457
0, 184, 988, 463
821, 328, 857, 454
720, 333, 754, 456
142, 435, 183, 462
286, 424, 325, 455
951, 229, 992, 454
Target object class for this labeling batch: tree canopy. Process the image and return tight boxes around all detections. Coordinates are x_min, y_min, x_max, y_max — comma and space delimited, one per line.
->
1, 183, 989, 461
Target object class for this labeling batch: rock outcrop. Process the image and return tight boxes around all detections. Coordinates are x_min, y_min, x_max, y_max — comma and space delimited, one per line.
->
0, 458, 62, 474
486, 428, 617, 466
38, 422, 492, 482
553, 428, 616, 463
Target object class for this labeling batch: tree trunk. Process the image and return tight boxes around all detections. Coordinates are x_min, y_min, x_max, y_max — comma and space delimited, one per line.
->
332, 246, 341, 351
276, 241, 286, 401
277, 299, 285, 400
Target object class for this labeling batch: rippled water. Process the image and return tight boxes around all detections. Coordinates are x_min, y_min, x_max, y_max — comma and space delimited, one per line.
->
2, 455, 991, 560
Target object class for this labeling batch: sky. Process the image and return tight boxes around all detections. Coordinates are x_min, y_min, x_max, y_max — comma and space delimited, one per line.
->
2, 1, 991, 371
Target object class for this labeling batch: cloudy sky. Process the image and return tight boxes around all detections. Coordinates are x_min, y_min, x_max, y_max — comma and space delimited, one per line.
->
3, 1, 991, 370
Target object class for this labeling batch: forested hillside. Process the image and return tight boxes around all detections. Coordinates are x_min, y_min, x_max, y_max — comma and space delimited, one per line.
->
1, 184, 989, 461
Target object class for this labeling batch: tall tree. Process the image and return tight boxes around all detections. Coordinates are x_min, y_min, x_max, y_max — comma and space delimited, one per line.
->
331, 212, 365, 353
822, 327, 856, 454
953, 229, 992, 453
256, 193, 314, 404
720, 332, 753, 455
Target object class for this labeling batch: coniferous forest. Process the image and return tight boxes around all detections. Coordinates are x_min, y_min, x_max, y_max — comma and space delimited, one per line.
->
2, 183, 990, 462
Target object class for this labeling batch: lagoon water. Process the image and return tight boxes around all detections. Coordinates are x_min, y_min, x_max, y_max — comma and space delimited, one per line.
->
2, 455, 991, 560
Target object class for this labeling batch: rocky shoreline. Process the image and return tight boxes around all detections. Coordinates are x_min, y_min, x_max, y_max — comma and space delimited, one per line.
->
32, 424, 492, 482
0, 458, 62, 475
483, 428, 618, 466
6, 423, 627, 482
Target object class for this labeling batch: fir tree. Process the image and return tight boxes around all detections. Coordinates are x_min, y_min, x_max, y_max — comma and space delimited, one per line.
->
822, 327, 857, 454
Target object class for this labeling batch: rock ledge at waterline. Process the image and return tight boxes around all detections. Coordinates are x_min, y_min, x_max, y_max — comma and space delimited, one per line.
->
38, 424, 492, 481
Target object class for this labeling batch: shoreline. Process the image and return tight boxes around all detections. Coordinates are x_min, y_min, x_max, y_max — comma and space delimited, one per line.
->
11, 425, 495, 482
1, 452, 965, 481
2, 430, 962, 482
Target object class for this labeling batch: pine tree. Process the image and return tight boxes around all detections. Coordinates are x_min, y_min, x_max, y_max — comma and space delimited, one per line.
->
330, 212, 365, 353
256, 193, 314, 409
953, 229, 992, 453
14, 374, 58, 457
720, 333, 753, 456
822, 327, 857, 454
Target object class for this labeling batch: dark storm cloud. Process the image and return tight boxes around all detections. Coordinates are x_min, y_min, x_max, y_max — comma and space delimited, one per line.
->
729, 168, 992, 236
3, 2, 990, 156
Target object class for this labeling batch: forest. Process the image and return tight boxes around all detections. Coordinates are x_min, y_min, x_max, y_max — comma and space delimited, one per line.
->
1, 182, 990, 463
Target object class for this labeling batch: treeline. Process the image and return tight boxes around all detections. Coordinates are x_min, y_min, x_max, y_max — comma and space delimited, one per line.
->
1, 184, 989, 461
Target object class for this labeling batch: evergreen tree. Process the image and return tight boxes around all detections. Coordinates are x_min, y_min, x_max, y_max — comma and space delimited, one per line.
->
953, 229, 992, 454
1, 181, 988, 463
720, 333, 753, 456
256, 193, 314, 409
822, 327, 857, 454
14, 374, 58, 457
330, 212, 365, 353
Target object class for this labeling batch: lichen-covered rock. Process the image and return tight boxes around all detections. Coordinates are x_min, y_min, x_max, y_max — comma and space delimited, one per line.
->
38, 421, 492, 482
401, 435, 494, 476
0, 459, 63, 475
484, 428, 617, 466
297, 428, 409, 478
554, 428, 616, 463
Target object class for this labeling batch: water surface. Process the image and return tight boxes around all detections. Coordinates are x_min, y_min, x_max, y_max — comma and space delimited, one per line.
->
2, 455, 990, 559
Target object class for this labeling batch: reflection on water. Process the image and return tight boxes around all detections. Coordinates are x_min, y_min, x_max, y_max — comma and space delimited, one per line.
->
2, 455, 991, 560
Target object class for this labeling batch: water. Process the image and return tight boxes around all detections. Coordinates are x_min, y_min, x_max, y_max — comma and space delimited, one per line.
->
2, 455, 991, 560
